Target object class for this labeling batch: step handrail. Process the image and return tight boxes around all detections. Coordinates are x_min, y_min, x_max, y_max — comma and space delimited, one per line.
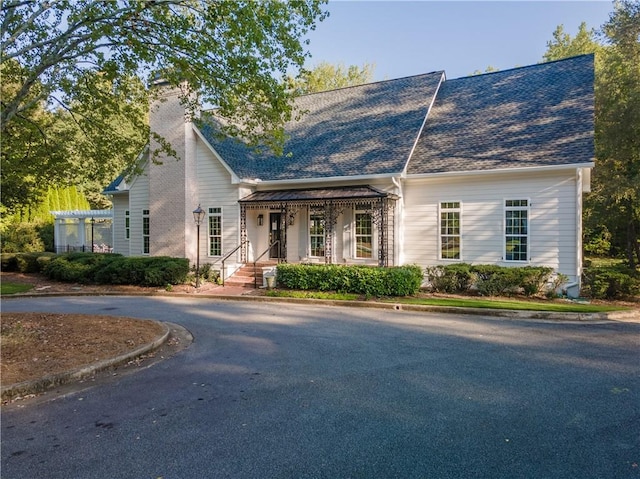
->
220, 239, 249, 286
253, 240, 280, 289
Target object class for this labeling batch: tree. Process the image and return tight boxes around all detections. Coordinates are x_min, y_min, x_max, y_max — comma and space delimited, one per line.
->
289, 61, 375, 94
544, 4, 640, 267
596, 1, 640, 267
543, 22, 602, 62
1, 0, 327, 212
471, 65, 499, 75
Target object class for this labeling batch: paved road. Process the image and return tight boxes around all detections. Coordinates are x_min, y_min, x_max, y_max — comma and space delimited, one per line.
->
2, 296, 639, 479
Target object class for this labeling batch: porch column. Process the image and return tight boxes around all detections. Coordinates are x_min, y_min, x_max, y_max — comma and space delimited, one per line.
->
78, 218, 86, 251
240, 204, 247, 262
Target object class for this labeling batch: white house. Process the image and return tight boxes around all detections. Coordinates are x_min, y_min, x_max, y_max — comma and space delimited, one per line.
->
105, 54, 594, 293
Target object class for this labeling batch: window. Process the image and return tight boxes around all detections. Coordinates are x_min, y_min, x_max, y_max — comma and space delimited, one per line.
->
208, 207, 222, 256
505, 199, 528, 261
440, 202, 461, 260
309, 212, 325, 257
142, 209, 150, 254
355, 208, 373, 259
125, 210, 130, 240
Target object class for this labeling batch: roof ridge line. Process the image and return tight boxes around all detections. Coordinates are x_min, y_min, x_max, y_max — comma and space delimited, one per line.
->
296, 70, 446, 97
449, 53, 594, 81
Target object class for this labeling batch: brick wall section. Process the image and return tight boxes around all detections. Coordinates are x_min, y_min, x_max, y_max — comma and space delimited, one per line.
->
148, 83, 198, 260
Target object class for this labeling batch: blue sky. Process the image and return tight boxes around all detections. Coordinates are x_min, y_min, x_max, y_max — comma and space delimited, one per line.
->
303, 1, 613, 80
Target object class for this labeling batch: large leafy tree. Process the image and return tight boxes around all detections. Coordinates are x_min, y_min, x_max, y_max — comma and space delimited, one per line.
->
544, 3, 640, 267
289, 61, 375, 94
1, 0, 327, 212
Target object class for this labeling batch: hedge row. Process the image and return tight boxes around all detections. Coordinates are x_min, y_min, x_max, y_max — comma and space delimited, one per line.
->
582, 266, 640, 300
2, 252, 191, 287
37, 253, 190, 287
1, 252, 56, 273
276, 264, 423, 297
424, 264, 557, 297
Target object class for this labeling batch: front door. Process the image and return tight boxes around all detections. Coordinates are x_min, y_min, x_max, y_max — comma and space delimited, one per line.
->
269, 212, 284, 259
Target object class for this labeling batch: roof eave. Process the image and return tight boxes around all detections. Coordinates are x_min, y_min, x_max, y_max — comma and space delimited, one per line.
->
406, 162, 595, 179
239, 172, 401, 187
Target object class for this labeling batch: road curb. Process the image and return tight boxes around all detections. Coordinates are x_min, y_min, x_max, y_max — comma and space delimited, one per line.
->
1, 320, 170, 402
4, 291, 639, 323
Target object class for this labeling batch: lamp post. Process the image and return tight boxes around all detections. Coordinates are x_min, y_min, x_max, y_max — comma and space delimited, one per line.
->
192, 205, 205, 288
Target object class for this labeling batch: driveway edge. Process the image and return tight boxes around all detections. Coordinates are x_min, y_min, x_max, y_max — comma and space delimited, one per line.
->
4, 291, 639, 323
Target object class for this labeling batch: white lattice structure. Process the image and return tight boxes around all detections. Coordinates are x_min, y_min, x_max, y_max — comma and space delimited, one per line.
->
50, 210, 114, 254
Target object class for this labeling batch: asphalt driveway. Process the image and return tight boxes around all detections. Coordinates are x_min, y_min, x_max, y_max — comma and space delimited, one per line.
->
2, 296, 639, 479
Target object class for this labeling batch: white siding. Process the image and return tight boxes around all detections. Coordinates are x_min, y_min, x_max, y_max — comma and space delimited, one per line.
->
111, 195, 130, 255
128, 161, 150, 256
195, 139, 241, 270
403, 170, 580, 281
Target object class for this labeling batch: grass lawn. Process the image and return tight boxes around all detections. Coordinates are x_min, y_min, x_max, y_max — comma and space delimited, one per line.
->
387, 296, 626, 313
1, 282, 34, 295
265, 289, 628, 313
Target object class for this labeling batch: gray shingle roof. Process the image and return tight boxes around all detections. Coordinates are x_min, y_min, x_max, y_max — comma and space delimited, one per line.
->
197, 72, 444, 181
407, 54, 595, 175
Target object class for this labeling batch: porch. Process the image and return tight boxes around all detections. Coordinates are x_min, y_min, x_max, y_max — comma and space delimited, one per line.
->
238, 186, 397, 267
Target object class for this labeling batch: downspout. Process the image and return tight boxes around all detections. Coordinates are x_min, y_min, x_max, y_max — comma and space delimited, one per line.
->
392, 176, 403, 266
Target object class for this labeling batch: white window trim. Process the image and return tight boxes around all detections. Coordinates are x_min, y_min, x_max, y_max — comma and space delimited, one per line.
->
438, 201, 462, 261
353, 206, 377, 260
142, 209, 150, 255
308, 211, 325, 258
503, 198, 530, 262
208, 207, 223, 257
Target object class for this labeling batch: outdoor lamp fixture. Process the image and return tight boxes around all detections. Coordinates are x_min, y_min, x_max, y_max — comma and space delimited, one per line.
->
192, 205, 206, 288
257, 214, 264, 226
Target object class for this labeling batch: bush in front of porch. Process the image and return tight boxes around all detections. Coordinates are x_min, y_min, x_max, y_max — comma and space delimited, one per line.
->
275, 264, 423, 297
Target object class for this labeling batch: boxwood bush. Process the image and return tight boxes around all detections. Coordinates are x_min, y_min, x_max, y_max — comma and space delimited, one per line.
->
1, 252, 57, 273
276, 264, 423, 297
582, 266, 640, 299
425, 264, 554, 297
42, 253, 189, 286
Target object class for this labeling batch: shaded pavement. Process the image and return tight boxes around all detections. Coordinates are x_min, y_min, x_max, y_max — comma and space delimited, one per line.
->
2, 296, 639, 479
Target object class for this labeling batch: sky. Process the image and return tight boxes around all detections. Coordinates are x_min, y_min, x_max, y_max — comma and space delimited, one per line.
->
302, 1, 613, 80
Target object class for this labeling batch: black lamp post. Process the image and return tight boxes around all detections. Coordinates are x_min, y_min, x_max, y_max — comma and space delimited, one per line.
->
192, 205, 205, 287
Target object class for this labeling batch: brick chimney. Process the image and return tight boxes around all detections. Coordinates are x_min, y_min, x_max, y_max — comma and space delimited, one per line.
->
148, 80, 199, 260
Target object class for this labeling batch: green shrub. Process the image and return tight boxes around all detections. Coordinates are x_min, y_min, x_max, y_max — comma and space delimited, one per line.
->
276, 264, 423, 297
425, 264, 474, 293
1, 253, 19, 271
43, 253, 117, 283
469, 265, 516, 296
582, 267, 640, 299
1, 252, 56, 273
93, 256, 189, 286
515, 266, 554, 297
1, 222, 46, 253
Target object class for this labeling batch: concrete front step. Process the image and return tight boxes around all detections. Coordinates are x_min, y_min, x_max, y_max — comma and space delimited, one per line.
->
225, 262, 278, 288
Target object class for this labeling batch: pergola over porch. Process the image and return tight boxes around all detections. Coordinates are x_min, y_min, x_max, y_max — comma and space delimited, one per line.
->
238, 186, 397, 266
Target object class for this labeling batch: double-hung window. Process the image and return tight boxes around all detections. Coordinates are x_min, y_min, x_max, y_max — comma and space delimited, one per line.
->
142, 209, 150, 254
355, 207, 373, 259
125, 210, 130, 240
208, 207, 222, 256
440, 201, 461, 260
309, 212, 325, 257
505, 199, 529, 261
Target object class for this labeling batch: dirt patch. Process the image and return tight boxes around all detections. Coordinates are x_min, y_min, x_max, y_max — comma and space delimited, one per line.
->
1, 313, 166, 385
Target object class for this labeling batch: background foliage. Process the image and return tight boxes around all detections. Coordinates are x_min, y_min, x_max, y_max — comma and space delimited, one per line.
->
544, 0, 640, 267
